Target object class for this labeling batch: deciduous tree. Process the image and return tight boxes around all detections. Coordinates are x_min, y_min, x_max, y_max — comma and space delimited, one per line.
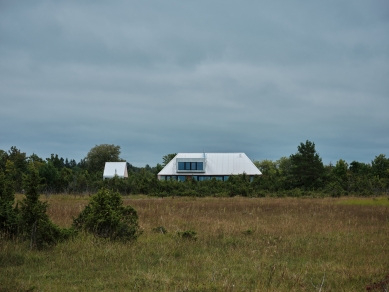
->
85, 144, 123, 173
162, 153, 177, 167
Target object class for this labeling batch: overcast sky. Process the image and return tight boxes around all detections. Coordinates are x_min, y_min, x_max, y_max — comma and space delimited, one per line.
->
1, 1, 388, 166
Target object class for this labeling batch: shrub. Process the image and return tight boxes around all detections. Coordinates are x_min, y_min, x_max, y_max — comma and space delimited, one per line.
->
242, 229, 254, 235
73, 188, 141, 241
177, 230, 197, 240
152, 226, 167, 234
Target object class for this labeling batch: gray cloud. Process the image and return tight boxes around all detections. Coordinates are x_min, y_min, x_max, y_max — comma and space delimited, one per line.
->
1, 1, 388, 166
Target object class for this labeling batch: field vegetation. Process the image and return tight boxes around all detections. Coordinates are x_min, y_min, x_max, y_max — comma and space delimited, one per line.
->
1, 141, 389, 290
1, 195, 389, 291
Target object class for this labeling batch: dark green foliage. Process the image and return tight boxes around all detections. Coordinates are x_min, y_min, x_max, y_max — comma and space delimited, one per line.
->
39, 161, 61, 194
85, 144, 123, 173
46, 154, 65, 170
0, 149, 8, 171
73, 188, 141, 241
329, 159, 349, 193
177, 230, 197, 240
19, 163, 74, 249
226, 174, 253, 197
0, 169, 18, 237
371, 154, 389, 179
7, 146, 27, 192
0, 144, 387, 197
289, 140, 325, 190
324, 181, 345, 197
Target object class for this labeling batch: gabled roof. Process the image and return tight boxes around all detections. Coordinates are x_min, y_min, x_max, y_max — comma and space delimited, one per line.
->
158, 153, 261, 176
103, 162, 128, 178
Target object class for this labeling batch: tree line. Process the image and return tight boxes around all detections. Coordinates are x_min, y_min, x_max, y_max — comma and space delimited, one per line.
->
0, 142, 388, 198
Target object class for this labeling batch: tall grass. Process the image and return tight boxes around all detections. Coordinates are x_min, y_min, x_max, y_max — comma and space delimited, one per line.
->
1, 196, 388, 291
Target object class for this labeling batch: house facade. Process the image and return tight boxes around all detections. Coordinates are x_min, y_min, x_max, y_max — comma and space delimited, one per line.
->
158, 153, 261, 182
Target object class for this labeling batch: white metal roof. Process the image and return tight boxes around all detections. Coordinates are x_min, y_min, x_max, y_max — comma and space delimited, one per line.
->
158, 153, 261, 176
103, 162, 128, 178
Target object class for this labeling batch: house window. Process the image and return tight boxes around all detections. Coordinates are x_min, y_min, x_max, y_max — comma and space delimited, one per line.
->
177, 162, 204, 171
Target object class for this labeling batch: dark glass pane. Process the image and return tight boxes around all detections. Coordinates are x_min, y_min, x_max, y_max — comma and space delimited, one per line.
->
224, 176, 229, 181
178, 162, 185, 170
191, 162, 196, 170
185, 162, 191, 170
178, 176, 186, 182
197, 162, 203, 170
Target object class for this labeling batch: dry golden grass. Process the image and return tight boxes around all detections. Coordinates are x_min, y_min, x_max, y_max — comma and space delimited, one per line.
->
2, 195, 389, 291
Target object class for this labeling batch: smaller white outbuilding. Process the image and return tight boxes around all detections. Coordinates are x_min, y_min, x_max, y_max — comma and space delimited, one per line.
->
103, 162, 128, 179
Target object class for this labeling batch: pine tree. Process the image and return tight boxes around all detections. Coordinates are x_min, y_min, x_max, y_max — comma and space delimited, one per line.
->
19, 163, 74, 249
289, 140, 325, 190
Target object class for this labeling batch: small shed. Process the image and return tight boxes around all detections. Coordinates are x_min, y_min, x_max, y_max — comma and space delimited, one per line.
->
103, 162, 128, 179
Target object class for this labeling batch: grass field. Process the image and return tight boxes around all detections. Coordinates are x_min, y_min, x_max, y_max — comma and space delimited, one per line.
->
1, 195, 389, 291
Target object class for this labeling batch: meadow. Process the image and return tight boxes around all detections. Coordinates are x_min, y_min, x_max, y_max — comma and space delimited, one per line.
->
1, 195, 389, 291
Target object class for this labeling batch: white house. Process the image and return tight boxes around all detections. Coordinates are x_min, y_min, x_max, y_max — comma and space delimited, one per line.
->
103, 162, 128, 179
158, 153, 261, 182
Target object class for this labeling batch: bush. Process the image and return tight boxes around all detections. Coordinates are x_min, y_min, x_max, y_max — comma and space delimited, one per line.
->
152, 226, 167, 234
177, 230, 197, 240
73, 188, 141, 241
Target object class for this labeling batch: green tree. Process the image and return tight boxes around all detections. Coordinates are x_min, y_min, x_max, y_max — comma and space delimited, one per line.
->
0, 169, 18, 237
326, 159, 349, 196
162, 153, 177, 167
289, 140, 325, 190
85, 144, 123, 173
254, 160, 277, 176
7, 146, 27, 192
331, 159, 349, 187
28, 153, 45, 171
349, 161, 371, 176
155, 163, 163, 175
371, 154, 389, 179
0, 149, 8, 171
59, 167, 74, 194
46, 154, 65, 170
19, 163, 72, 249
39, 161, 60, 194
